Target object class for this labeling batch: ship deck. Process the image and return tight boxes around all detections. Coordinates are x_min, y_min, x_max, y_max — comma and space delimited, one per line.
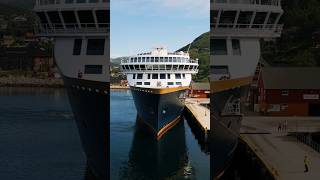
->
240, 116, 320, 180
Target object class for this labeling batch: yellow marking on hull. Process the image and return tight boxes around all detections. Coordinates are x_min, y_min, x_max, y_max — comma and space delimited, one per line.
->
210, 76, 253, 93
157, 116, 181, 140
130, 86, 189, 94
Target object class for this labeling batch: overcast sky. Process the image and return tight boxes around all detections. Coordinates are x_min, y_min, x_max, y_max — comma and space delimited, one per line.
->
110, 0, 209, 58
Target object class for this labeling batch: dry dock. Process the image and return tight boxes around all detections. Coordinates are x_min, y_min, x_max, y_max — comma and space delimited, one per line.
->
240, 116, 320, 180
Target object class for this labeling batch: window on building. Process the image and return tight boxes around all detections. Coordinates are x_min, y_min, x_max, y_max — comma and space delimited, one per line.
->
73, 39, 82, 55
137, 74, 143, 79
144, 82, 150, 85
175, 74, 181, 79
211, 39, 227, 55
232, 39, 241, 55
167, 82, 174, 85
160, 74, 166, 79
176, 82, 182, 86
133, 74, 136, 79
152, 74, 158, 79
87, 39, 105, 55
281, 90, 289, 96
84, 65, 102, 74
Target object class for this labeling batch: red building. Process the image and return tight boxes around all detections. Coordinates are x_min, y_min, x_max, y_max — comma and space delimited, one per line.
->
190, 83, 210, 98
254, 67, 320, 116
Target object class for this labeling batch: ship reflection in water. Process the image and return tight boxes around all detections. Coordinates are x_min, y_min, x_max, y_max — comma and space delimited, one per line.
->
110, 90, 209, 180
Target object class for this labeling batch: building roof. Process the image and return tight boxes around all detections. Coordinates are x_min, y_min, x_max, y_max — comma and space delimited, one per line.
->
191, 82, 210, 90
261, 67, 320, 89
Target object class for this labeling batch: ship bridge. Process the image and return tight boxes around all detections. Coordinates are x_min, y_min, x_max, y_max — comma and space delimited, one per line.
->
34, 0, 109, 37
211, 0, 283, 38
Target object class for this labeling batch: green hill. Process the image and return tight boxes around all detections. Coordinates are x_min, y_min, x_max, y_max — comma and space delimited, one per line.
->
262, 0, 320, 66
178, 32, 210, 82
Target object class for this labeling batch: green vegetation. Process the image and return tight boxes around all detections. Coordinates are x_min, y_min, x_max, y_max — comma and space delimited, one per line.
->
178, 32, 210, 82
262, 0, 320, 66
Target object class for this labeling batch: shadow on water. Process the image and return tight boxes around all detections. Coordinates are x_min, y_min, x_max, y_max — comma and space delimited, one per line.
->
118, 116, 193, 180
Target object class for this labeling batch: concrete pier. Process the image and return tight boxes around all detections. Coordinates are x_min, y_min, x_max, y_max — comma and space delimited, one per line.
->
240, 116, 320, 180
185, 98, 210, 131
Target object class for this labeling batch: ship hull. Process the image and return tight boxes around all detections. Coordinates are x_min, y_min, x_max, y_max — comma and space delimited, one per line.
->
211, 85, 250, 179
63, 76, 109, 180
130, 86, 186, 138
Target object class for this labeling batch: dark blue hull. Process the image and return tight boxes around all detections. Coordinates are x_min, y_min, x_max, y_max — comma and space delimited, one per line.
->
210, 85, 250, 179
130, 87, 186, 138
63, 76, 109, 180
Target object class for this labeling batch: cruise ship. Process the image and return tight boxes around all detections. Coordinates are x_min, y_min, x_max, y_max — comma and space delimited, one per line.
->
34, 0, 110, 179
210, 0, 283, 178
121, 47, 199, 139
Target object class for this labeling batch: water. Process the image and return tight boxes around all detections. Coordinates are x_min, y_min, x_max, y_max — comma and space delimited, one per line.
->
110, 90, 210, 180
0, 87, 86, 180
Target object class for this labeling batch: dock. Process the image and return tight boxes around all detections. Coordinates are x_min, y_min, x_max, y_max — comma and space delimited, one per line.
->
184, 98, 210, 144
240, 116, 320, 180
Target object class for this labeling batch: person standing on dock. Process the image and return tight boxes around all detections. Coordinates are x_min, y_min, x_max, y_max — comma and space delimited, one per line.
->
304, 155, 309, 172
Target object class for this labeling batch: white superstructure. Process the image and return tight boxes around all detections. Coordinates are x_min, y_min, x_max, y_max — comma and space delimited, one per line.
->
34, 0, 110, 82
210, 0, 283, 84
121, 47, 199, 88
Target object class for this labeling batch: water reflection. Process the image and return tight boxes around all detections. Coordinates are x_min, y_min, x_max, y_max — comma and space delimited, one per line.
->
119, 117, 192, 180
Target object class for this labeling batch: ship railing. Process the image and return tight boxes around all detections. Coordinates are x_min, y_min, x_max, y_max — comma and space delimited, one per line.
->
35, 23, 109, 35
211, 23, 283, 32
211, 0, 281, 6
121, 69, 199, 73
35, 0, 108, 6
221, 97, 242, 116
121, 59, 199, 64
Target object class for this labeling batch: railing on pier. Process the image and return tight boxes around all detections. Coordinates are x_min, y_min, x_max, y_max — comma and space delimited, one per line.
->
296, 134, 320, 153
35, 23, 109, 35
211, 0, 281, 6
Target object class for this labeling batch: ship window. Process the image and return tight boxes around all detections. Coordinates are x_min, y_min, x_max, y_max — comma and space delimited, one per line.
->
232, 39, 241, 55
137, 74, 143, 79
172, 65, 178, 70
185, 65, 190, 70
61, 11, 77, 28
133, 74, 136, 79
219, 11, 236, 27
159, 65, 165, 70
176, 82, 182, 86
87, 39, 105, 55
182, 74, 186, 79
138, 57, 141, 62
211, 66, 229, 75
129, 65, 134, 70
179, 65, 184, 70
153, 65, 159, 70
77, 0, 86, 3
173, 57, 177, 62
89, 0, 98, 3
160, 74, 166, 79
237, 11, 253, 28
144, 82, 150, 85
142, 57, 145, 62
175, 74, 181, 79
164, 57, 168, 62
77, 10, 95, 27
140, 65, 146, 70
155, 57, 159, 62
84, 65, 102, 74
167, 74, 171, 79
160, 57, 164, 62
121, 65, 125, 70
152, 74, 158, 79
146, 57, 150, 62
134, 65, 139, 70
47, 11, 63, 28
65, 0, 74, 3
169, 57, 172, 62
137, 82, 142, 85
151, 57, 154, 62
211, 39, 227, 55
146, 65, 152, 70
147, 74, 151, 79
166, 65, 172, 70
252, 12, 268, 28
125, 65, 129, 70
168, 82, 174, 85
36, 12, 48, 24
73, 39, 82, 55
134, 57, 137, 62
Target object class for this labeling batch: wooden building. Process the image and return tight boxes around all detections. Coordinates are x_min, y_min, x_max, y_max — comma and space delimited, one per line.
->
254, 67, 320, 116
190, 83, 210, 98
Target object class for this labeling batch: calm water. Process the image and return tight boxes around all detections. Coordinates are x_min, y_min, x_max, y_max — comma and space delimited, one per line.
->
0, 87, 86, 180
110, 90, 210, 180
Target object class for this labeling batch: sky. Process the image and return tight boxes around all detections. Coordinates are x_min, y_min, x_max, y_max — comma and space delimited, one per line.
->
110, 0, 210, 58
